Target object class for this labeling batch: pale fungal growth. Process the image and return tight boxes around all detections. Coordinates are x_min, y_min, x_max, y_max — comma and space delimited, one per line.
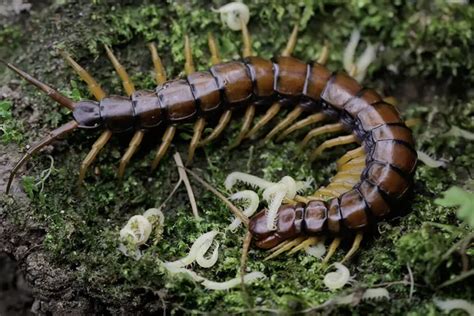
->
334, 288, 390, 305
323, 262, 354, 291
305, 242, 326, 259
225, 172, 311, 230
417, 150, 447, 168
434, 298, 474, 316
343, 29, 378, 82
225, 171, 273, 191
143, 208, 165, 242
164, 265, 266, 291
213, 2, 250, 31
120, 215, 152, 246
164, 230, 220, 269
228, 190, 260, 230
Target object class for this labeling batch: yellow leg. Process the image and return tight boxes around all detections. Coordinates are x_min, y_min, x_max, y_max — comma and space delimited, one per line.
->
322, 237, 341, 264
59, 51, 106, 101
331, 174, 361, 185
300, 123, 345, 149
184, 34, 195, 75
265, 106, 304, 142
246, 102, 282, 139
311, 188, 340, 199
104, 45, 135, 96
317, 41, 330, 65
147, 42, 167, 85
267, 239, 292, 253
336, 147, 365, 169
310, 135, 357, 161
186, 118, 206, 165
277, 113, 327, 141
78, 130, 112, 185
326, 182, 354, 191
383, 96, 398, 106
230, 105, 255, 148
405, 118, 422, 128
264, 237, 306, 261
338, 156, 366, 172
341, 232, 363, 264
241, 19, 252, 57
208, 33, 221, 65
151, 126, 176, 171
118, 130, 145, 178
199, 110, 232, 146
281, 25, 299, 57
288, 236, 319, 255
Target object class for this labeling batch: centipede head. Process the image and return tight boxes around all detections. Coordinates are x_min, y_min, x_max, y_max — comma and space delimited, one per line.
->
73, 100, 103, 129
249, 203, 305, 249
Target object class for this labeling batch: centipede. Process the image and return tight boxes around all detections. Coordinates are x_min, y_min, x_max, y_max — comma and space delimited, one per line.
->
2, 14, 417, 263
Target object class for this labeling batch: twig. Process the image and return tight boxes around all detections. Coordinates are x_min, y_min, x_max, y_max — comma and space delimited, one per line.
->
173, 152, 200, 219
437, 269, 474, 289
183, 167, 249, 227
407, 263, 414, 301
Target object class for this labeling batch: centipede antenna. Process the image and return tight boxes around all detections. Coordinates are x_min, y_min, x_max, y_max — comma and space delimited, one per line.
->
1, 59, 75, 110
6, 120, 78, 194
104, 45, 135, 96
59, 50, 107, 101
281, 24, 299, 57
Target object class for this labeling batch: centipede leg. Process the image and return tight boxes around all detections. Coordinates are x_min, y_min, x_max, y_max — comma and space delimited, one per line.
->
245, 102, 282, 140
281, 25, 299, 57
263, 236, 306, 261
341, 232, 363, 264
104, 45, 135, 96
264, 106, 304, 142
322, 237, 341, 264
151, 126, 176, 171
118, 130, 145, 179
147, 42, 167, 85
187, 118, 206, 165
317, 41, 330, 65
200, 111, 232, 146
300, 123, 345, 149
336, 146, 365, 169
60, 51, 106, 101
287, 236, 319, 255
230, 105, 254, 148
277, 113, 327, 141
78, 130, 112, 185
310, 134, 358, 161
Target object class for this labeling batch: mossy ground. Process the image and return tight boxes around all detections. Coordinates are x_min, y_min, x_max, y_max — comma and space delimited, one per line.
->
1, 1, 473, 314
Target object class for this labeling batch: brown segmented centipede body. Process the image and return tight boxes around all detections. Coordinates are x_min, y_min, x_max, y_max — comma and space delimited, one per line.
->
3, 21, 416, 263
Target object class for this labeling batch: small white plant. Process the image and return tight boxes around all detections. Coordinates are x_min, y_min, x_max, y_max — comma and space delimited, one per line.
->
323, 262, 354, 291
213, 2, 250, 31
343, 29, 378, 82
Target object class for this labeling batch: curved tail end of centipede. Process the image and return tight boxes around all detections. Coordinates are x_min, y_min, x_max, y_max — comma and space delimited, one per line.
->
1, 59, 79, 194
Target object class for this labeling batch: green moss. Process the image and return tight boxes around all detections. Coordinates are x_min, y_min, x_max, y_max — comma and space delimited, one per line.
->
1, 0, 473, 314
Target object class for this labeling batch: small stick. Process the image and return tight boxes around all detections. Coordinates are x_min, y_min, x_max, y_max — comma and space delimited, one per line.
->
173, 152, 200, 219
183, 167, 249, 227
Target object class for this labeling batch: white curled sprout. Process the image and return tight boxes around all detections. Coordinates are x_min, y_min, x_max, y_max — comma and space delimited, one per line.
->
164, 265, 266, 290
434, 298, 474, 316
164, 230, 220, 269
305, 242, 326, 259
225, 172, 312, 231
323, 262, 354, 291
213, 2, 250, 31
417, 150, 448, 168
343, 29, 378, 82
228, 190, 260, 230
334, 288, 390, 305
